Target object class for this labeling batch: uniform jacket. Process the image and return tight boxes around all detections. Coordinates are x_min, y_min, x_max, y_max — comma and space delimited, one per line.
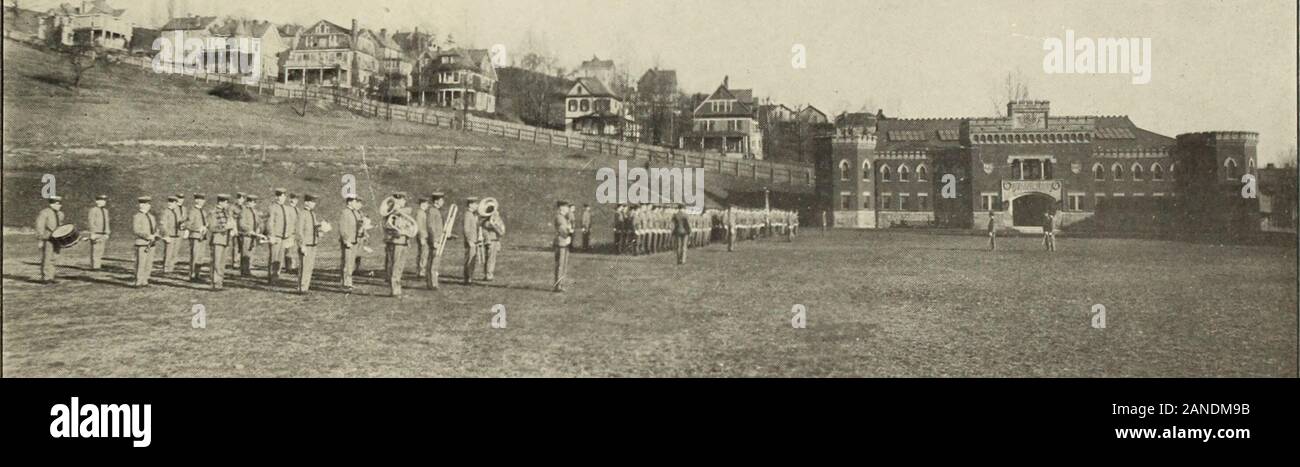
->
672, 212, 692, 236
238, 206, 260, 236
185, 205, 210, 239
415, 208, 429, 241
298, 208, 320, 247
553, 212, 573, 247
425, 207, 444, 248
462, 212, 481, 247
209, 207, 235, 246
161, 206, 183, 238
132, 210, 157, 246
338, 208, 362, 247
87, 206, 110, 236
35, 207, 64, 241
268, 202, 297, 240
480, 213, 505, 243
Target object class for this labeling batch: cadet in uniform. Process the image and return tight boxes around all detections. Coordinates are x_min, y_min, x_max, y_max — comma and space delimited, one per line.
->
266, 188, 297, 284
480, 206, 505, 281
185, 194, 210, 282
132, 197, 159, 287
987, 211, 997, 251
35, 196, 65, 282
297, 194, 322, 294
338, 195, 364, 291
238, 194, 261, 276
424, 193, 446, 290
1043, 210, 1057, 252
231, 192, 246, 268
383, 193, 412, 298
284, 193, 300, 273
462, 197, 482, 285
87, 195, 110, 270
208, 194, 235, 290
160, 195, 184, 274
553, 201, 574, 293
672, 204, 691, 265
414, 198, 430, 279
614, 204, 626, 253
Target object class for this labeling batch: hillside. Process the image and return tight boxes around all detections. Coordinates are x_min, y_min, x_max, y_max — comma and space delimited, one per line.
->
3, 40, 813, 247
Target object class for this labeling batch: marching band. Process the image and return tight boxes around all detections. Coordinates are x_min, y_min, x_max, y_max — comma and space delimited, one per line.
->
29, 191, 799, 295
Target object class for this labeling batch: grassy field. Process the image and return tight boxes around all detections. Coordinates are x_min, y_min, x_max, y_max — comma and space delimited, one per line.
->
3, 39, 1296, 377
2, 229, 1295, 377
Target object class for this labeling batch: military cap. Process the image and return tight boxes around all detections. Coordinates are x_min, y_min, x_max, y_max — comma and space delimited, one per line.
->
392, 192, 407, 199
344, 194, 359, 202
465, 197, 480, 202
137, 196, 152, 204
246, 194, 260, 201
95, 195, 108, 201
46, 196, 63, 203
166, 195, 180, 202
216, 194, 231, 201
303, 194, 318, 202
430, 192, 445, 200
289, 193, 299, 199
193, 194, 206, 200
556, 200, 571, 207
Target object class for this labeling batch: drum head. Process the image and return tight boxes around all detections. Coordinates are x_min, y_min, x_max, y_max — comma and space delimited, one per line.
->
52, 224, 76, 237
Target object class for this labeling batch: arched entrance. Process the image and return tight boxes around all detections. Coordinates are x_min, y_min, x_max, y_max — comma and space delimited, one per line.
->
1011, 193, 1055, 227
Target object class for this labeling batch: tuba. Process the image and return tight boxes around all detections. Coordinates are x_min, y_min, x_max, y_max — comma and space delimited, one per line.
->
476, 197, 499, 217
380, 196, 419, 238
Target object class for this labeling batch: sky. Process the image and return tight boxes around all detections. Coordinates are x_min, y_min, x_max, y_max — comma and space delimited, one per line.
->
24, 0, 1299, 164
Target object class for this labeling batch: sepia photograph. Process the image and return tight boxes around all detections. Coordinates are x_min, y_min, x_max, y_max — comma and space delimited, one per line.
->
2, 0, 1298, 387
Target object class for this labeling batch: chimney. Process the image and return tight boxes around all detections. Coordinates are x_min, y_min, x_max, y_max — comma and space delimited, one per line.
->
723, 75, 729, 89
380, 28, 387, 40
351, 19, 359, 44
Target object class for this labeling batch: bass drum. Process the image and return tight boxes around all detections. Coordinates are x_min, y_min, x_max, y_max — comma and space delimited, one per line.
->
49, 224, 82, 250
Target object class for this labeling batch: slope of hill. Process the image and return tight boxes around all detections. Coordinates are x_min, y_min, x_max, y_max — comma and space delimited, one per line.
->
3, 40, 814, 245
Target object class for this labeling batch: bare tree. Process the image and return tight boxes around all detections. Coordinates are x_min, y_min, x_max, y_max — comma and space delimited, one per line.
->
990, 70, 1030, 116
64, 43, 112, 92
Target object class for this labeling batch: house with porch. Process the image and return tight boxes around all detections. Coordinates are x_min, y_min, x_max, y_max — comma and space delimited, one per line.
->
564, 77, 637, 139
281, 19, 379, 91
683, 76, 764, 159
411, 47, 498, 113
46, 0, 131, 50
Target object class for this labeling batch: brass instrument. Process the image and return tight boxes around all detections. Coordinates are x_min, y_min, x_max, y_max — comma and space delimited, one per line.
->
434, 204, 459, 258
380, 196, 419, 239
476, 197, 499, 217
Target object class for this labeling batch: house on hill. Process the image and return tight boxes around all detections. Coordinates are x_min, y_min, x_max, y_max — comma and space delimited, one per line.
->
282, 19, 379, 91
411, 47, 498, 113
683, 76, 764, 159
46, 0, 132, 50
564, 77, 637, 139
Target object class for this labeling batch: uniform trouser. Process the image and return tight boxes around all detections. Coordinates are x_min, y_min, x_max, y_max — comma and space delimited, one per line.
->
284, 243, 295, 271
553, 245, 569, 290
239, 236, 256, 276
298, 245, 316, 292
388, 243, 407, 296
89, 235, 107, 269
415, 235, 429, 278
340, 243, 356, 288
231, 235, 240, 268
40, 241, 56, 281
426, 246, 442, 289
134, 245, 153, 285
210, 242, 227, 289
582, 230, 590, 250
482, 241, 499, 279
188, 238, 206, 280
674, 234, 688, 265
728, 228, 736, 252
267, 239, 286, 282
162, 237, 181, 272
1044, 233, 1055, 251
463, 244, 481, 284
988, 232, 996, 250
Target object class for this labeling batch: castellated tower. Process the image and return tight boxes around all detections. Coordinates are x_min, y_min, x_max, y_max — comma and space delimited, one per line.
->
830, 129, 878, 228
1173, 131, 1260, 236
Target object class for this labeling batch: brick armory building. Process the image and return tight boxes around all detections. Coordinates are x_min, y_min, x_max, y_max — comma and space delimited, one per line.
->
822, 100, 1260, 234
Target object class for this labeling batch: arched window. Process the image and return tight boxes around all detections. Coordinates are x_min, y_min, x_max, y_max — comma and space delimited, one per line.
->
1224, 158, 1239, 181
1112, 163, 1124, 181
880, 164, 892, 182
838, 160, 850, 181
1151, 163, 1164, 181
1131, 163, 1144, 181
1093, 163, 1105, 181
861, 160, 871, 181
898, 165, 911, 182
916, 164, 928, 182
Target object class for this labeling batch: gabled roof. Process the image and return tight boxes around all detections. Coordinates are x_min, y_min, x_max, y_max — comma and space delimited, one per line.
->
637, 68, 677, 95
570, 77, 620, 99
876, 118, 965, 152
580, 55, 615, 69
694, 79, 756, 118
1091, 116, 1174, 151
160, 16, 219, 32
52, 0, 125, 17
797, 105, 827, 118
426, 48, 495, 75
